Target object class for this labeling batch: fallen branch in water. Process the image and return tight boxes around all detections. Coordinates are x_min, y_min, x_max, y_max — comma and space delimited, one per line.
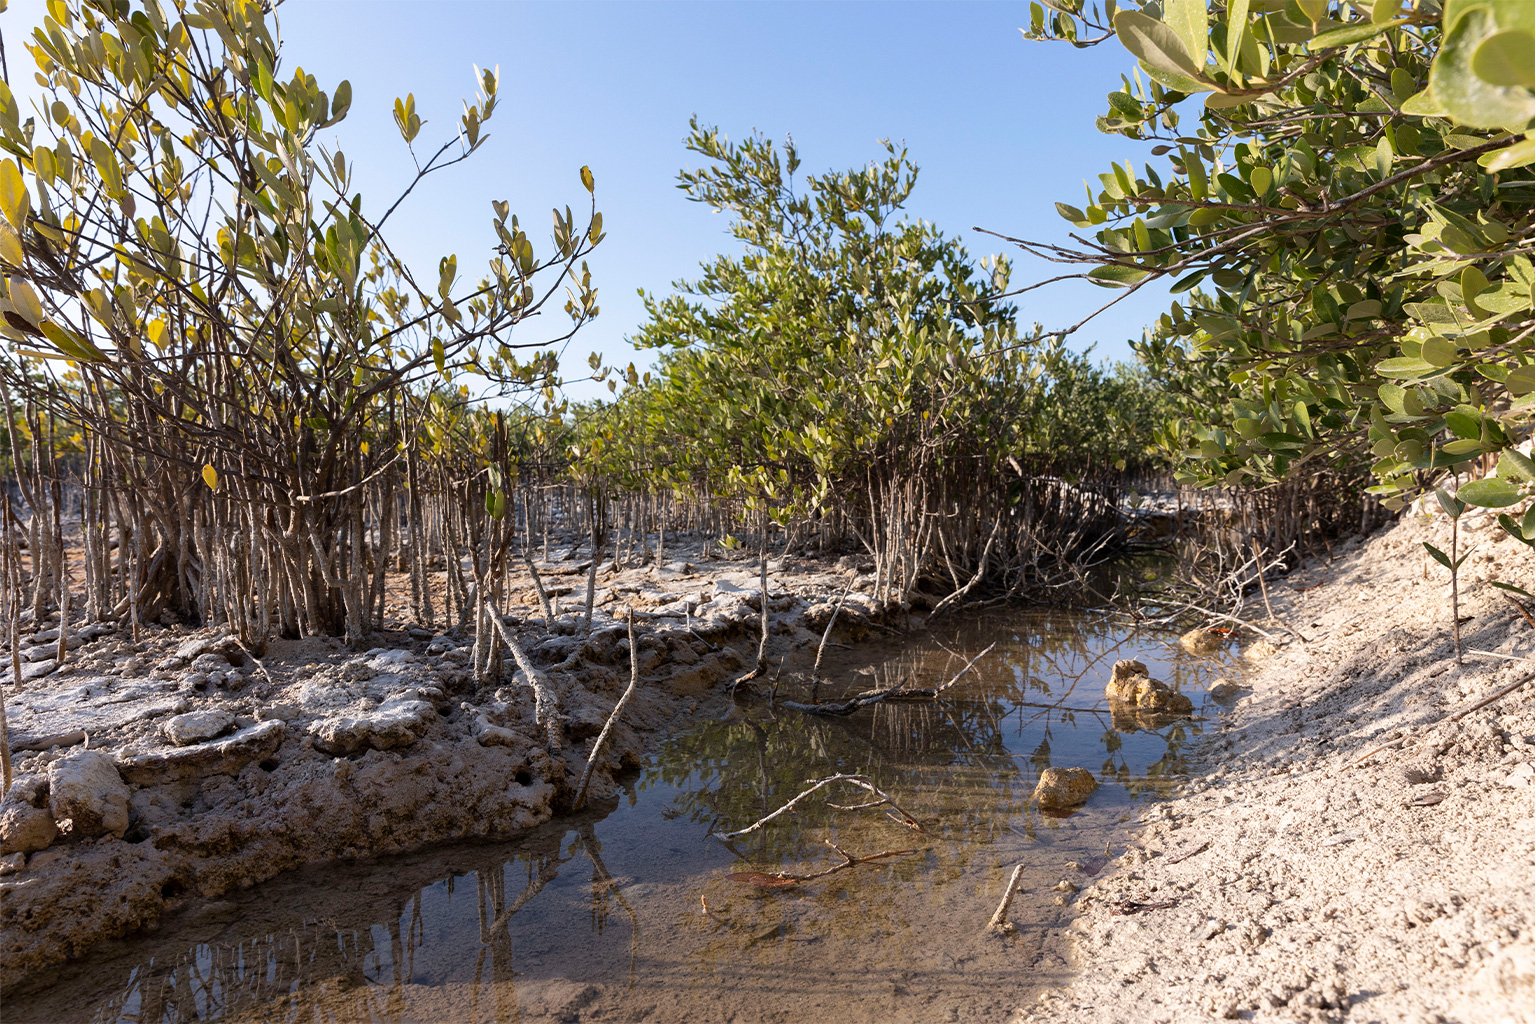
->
727, 839, 922, 888
571, 613, 642, 811
712, 773, 925, 840
986, 864, 1026, 934
783, 643, 997, 717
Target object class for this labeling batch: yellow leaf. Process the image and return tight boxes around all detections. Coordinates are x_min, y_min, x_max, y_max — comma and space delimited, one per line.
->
0, 161, 26, 227
148, 318, 167, 349
202, 464, 219, 491
7, 277, 43, 325
580, 165, 595, 193
0, 221, 21, 266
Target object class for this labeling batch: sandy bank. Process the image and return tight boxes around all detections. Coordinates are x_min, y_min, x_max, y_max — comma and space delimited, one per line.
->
1026, 508, 1534, 1024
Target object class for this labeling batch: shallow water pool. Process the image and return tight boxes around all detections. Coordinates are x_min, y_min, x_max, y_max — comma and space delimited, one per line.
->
8, 608, 1238, 1024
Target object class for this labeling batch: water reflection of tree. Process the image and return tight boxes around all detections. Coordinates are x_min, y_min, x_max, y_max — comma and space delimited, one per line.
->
86, 831, 593, 1024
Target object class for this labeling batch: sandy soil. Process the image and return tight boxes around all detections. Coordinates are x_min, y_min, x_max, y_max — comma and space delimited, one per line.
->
1025, 506, 1535, 1024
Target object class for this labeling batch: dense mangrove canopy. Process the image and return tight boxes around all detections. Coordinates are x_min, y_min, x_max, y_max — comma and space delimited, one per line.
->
575, 123, 1166, 600
1020, 0, 1533, 535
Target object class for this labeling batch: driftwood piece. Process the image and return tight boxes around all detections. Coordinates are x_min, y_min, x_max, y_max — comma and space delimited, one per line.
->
572, 615, 642, 811
1166, 840, 1210, 865
986, 863, 1026, 934
712, 773, 924, 841
1110, 898, 1180, 915
482, 596, 562, 754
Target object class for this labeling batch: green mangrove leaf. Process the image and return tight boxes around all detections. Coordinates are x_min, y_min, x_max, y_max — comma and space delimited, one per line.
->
1113, 10, 1203, 79
1457, 476, 1526, 507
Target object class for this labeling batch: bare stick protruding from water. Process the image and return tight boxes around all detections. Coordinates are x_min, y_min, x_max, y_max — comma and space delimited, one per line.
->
986, 864, 1026, 934
712, 773, 924, 840
811, 573, 859, 694
572, 613, 642, 811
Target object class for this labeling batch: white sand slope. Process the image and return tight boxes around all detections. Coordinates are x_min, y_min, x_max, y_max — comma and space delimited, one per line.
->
1027, 506, 1535, 1024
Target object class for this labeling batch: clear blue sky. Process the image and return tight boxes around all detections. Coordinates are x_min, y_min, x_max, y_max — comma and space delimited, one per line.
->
8, 0, 1175, 400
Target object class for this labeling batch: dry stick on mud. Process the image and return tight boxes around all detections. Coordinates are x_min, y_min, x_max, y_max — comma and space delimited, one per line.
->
521, 550, 555, 624
1351, 674, 1534, 768
482, 596, 563, 754
986, 864, 1026, 935
712, 773, 925, 841
572, 614, 643, 811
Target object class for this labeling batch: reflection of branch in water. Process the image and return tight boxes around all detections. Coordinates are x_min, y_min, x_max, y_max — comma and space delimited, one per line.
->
486, 852, 567, 938
573, 822, 640, 987
781, 644, 996, 717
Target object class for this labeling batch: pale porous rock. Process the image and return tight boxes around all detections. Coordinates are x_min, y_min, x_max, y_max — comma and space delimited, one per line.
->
47, 750, 130, 839
162, 709, 236, 746
1034, 767, 1098, 811
1178, 625, 1230, 656
308, 698, 434, 756
1105, 659, 1194, 715
1243, 638, 1281, 663
1208, 679, 1243, 702
118, 721, 285, 785
0, 792, 58, 854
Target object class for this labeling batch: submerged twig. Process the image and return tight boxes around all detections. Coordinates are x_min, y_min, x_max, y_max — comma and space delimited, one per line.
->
729, 839, 923, 887
784, 642, 996, 716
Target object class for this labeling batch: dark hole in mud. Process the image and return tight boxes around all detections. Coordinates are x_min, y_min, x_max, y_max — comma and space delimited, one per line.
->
158, 879, 184, 900
122, 824, 151, 845
9, 606, 1241, 1024
257, 757, 280, 772
514, 768, 534, 786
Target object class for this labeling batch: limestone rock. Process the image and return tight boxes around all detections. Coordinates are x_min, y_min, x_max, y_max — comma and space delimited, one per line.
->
47, 751, 130, 839
119, 720, 285, 785
162, 710, 236, 746
0, 801, 58, 854
309, 698, 434, 756
1106, 659, 1193, 715
1243, 639, 1280, 663
1179, 626, 1230, 656
1208, 679, 1243, 702
18, 659, 58, 683
1034, 767, 1098, 811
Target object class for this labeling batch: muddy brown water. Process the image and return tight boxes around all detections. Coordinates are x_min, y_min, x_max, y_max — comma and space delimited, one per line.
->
7, 608, 1240, 1024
